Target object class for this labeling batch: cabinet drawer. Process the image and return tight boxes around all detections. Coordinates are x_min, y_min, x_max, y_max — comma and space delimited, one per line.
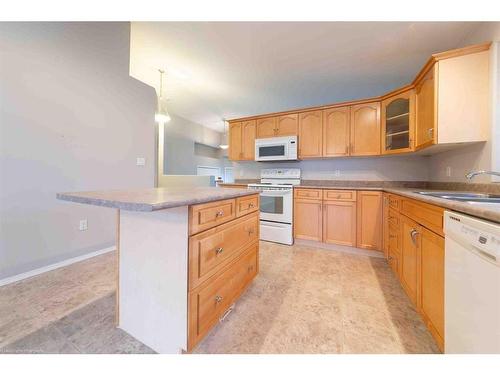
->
388, 194, 401, 211
400, 198, 444, 236
189, 199, 236, 235
323, 189, 357, 201
388, 208, 400, 227
236, 194, 259, 217
388, 249, 401, 278
188, 244, 258, 350
388, 224, 400, 254
294, 188, 323, 200
189, 212, 259, 289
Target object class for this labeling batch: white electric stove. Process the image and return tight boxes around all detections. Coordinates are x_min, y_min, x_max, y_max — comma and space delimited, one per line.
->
248, 168, 301, 245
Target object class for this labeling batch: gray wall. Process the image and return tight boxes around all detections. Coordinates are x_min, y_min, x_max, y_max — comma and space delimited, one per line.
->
428, 23, 500, 182
232, 155, 429, 181
0, 22, 156, 279
163, 114, 229, 178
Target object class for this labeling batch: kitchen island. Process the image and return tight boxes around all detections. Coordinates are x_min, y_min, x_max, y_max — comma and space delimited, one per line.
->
57, 187, 260, 353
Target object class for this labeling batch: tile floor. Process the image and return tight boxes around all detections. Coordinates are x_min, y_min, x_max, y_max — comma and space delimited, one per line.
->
0, 242, 439, 354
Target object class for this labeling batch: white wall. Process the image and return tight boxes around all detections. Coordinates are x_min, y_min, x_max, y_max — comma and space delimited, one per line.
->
163, 114, 229, 177
428, 23, 500, 182
233, 155, 429, 181
0, 22, 156, 279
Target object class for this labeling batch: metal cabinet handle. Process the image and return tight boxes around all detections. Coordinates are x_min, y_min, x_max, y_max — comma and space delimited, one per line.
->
428, 128, 434, 138
410, 229, 419, 245
247, 228, 254, 236
215, 295, 223, 304
247, 265, 254, 272
215, 210, 224, 217
215, 247, 224, 255
249, 203, 254, 208
388, 256, 393, 261
219, 304, 235, 322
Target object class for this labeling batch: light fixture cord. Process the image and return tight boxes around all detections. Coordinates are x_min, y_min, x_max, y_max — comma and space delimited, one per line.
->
158, 69, 165, 100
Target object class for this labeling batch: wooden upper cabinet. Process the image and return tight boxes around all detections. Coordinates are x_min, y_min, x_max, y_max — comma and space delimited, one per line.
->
241, 120, 256, 160
400, 215, 420, 305
277, 114, 298, 136
323, 106, 350, 157
415, 65, 437, 149
420, 226, 444, 351
382, 89, 415, 154
228, 122, 242, 161
298, 111, 323, 158
256, 117, 277, 138
350, 102, 381, 156
356, 191, 382, 251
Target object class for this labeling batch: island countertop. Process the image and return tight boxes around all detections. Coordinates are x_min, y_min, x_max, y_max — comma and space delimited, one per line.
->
57, 186, 256, 212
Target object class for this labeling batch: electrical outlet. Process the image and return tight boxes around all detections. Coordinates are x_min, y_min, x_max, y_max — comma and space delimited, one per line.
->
136, 157, 146, 166
334, 169, 341, 177
79, 219, 88, 231
446, 166, 452, 177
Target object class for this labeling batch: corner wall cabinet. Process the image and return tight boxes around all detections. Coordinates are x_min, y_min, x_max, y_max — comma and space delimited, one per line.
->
228, 42, 491, 161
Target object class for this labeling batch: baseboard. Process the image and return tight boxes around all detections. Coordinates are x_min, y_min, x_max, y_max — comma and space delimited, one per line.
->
293, 239, 385, 258
0, 246, 116, 287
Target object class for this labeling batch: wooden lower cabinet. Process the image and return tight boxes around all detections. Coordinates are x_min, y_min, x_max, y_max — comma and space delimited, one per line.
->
188, 243, 258, 350
187, 194, 260, 351
385, 193, 445, 351
294, 198, 323, 241
356, 191, 383, 250
419, 226, 445, 351
323, 200, 356, 246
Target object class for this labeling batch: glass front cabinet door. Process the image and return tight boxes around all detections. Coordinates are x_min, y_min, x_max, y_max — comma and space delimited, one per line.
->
382, 89, 415, 154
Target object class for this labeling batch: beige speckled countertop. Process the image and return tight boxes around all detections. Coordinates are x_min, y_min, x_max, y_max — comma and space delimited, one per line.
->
57, 187, 256, 212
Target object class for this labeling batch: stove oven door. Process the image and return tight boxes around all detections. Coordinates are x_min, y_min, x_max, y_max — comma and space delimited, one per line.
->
259, 189, 292, 224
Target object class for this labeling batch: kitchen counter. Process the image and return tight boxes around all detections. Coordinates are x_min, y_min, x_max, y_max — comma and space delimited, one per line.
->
294, 184, 500, 224
57, 186, 254, 212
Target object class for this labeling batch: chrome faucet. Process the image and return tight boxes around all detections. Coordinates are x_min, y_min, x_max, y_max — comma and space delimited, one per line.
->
465, 170, 500, 180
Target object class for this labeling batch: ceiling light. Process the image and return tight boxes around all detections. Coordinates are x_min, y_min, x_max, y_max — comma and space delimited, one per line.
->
155, 69, 171, 124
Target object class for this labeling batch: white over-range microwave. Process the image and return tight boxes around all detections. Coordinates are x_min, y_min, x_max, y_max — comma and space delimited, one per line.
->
254, 136, 298, 162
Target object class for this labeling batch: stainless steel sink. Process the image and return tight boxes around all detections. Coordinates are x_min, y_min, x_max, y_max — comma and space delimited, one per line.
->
414, 191, 500, 204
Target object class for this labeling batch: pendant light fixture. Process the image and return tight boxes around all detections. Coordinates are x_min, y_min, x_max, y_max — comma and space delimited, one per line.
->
155, 69, 171, 124
219, 120, 229, 150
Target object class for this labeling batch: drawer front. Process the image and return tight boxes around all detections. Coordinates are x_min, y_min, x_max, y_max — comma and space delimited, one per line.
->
188, 244, 258, 350
189, 212, 259, 289
388, 248, 400, 278
189, 199, 236, 235
388, 208, 400, 227
236, 194, 259, 217
388, 224, 400, 254
323, 189, 357, 201
294, 188, 323, 200
400, 198, 444, 236
388, 194, 401, 211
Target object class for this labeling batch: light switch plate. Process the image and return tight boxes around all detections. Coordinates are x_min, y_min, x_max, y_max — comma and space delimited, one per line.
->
136, 157, 146, 166
79, 219, 88, 231
446, 166, 452, 177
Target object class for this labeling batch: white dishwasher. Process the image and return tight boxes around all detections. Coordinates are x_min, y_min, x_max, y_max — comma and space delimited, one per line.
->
444, 211, 500, 353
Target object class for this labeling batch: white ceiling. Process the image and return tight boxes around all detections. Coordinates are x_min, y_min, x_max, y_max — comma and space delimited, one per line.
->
130, 22, 484, 132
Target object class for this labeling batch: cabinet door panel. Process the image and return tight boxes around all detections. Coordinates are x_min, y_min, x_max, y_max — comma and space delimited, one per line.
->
415, 66, 437, 149
323, 201, 356, 246
256, 117, 277, 138
381, 89, 415, 154
294, 199, 322, 241
400, 216, 419, 305
241, 120, 256, 160
420, 227, 444, 351
229, 122, 242, 160
356, 191, 382, 250
277, 114, 298, 136
298, 111, 323, 158
350, 102, 381, 156
323, 106, 350, 157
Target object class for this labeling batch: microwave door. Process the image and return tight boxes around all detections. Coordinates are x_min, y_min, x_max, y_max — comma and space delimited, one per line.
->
256, 143, 288, 161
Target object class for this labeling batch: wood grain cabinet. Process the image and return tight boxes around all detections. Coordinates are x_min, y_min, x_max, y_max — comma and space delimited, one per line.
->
293, 198, 323, 242
400, 215, 420, 305
256, 117, 277, 138
415, 66, 436, 149
298, 111, 323, 158
277, 114, 298, 136
323, 106, 350, 157
350, 102, 381, 156
382, 89, 415, 154
229, 120, 255, 161
323, 200, 356, 247
356, 191, 383, 250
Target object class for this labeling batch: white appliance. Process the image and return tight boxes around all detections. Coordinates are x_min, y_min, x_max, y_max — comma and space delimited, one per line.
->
255, 136, 298, 162
248, 168, 301, 245
444, 211, 500, 353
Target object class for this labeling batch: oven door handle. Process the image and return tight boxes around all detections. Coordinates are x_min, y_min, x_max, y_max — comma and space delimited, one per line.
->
260, 190, 292, 196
